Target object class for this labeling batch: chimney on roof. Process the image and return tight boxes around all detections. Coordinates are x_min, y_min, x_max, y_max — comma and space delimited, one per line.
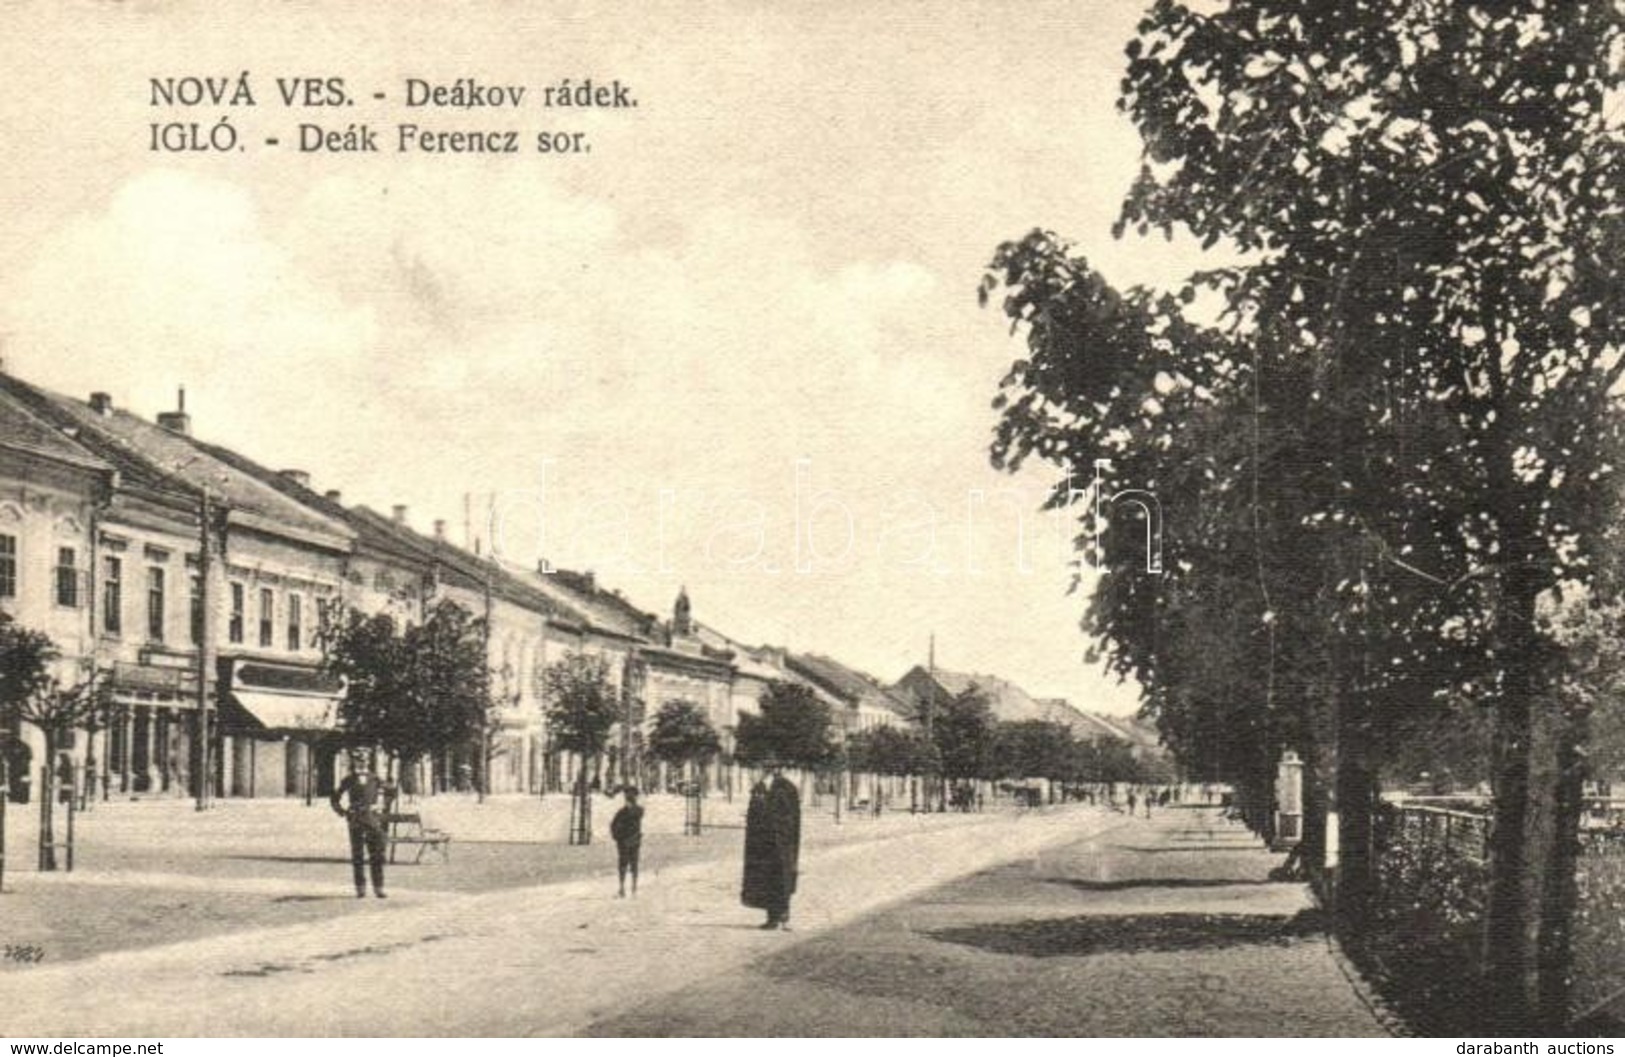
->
392, 504, 408, 525
89, 392, 113, 416
324, 489, 342, 504
156, 387, 191, 435
279, 469, 311, 488
433, 519, 447, 541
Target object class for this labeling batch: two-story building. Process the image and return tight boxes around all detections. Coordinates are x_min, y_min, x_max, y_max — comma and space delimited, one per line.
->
0, 385, 115, 801
0, 378, 364, 801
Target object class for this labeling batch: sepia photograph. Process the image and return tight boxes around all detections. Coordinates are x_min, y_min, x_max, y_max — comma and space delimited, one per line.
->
0, 0, 1622, 1041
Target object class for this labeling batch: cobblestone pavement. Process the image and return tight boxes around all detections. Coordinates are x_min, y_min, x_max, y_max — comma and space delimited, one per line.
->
585, 806, 1391, 1037
0, 799, 1111, 1035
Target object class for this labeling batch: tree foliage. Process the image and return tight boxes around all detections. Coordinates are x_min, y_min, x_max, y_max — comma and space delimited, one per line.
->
319, 600, 491, 764
931, 688, 996, 783
0, 615, 108, 748
0, 616, 57, 712
0, 615, 107, 869
406, 600, 492, 758
848, 724, 931, 776
541, 651, 620, 760
735, 681, 836, 769
647, 699, 722, 767
981, 1, 1625, 1029
992, 720, 1075, 782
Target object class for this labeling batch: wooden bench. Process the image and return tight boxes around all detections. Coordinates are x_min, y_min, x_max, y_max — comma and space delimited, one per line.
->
384, 812, 450, 864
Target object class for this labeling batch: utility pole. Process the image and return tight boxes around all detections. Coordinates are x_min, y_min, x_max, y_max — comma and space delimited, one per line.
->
833, 709, 846, 825
926, 632, 938, 812
620, 652, 642, 790
195, 486, 215, 811
480, 539, 493, 804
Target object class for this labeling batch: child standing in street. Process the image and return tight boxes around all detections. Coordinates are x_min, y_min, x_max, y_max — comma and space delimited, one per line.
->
611, 786, 644, 898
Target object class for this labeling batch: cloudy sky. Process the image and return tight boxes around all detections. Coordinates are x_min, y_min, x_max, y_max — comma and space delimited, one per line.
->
0, 0, 1215, 713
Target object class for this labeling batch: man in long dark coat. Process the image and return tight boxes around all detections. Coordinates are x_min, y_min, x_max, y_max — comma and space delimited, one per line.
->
741, 762, 801, 929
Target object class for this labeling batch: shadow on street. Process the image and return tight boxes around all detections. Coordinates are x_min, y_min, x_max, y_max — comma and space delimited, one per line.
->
929, 908, 1327, 958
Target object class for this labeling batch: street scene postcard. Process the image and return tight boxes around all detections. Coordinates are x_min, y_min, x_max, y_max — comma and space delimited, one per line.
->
0, 0, 1623, 1043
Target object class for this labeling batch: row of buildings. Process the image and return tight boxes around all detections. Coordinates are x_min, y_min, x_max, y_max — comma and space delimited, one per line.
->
0, 371, 1150, 802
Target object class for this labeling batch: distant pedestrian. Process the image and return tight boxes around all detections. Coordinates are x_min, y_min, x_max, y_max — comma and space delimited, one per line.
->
330, 750, 389, 899
742, 761, 801, 930
610, 786, 644, 897
1127, 789, 1138, 815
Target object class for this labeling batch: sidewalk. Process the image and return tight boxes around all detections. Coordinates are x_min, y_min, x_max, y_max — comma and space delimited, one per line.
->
0, 791, 993, 969
588, 806, 1391, 1037
1, 803, 1118, 1036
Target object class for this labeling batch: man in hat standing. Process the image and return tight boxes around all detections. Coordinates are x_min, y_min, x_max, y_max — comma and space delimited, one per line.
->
330, 749, 389, 899
741, 761, 801, 929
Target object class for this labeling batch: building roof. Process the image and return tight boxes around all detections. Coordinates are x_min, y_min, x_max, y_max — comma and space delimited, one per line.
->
1035, 696, 1137, 741
788, 653, 912, 717
895, 666, 1155, 747
693, 623, 783, 681
0, 376, 352, 549
187, 439, 461, 577
0, 386, 112, 474
539, 568, 661, 639
0, 375, 181, 495
1086, 712, 1163, 750
900, 666, 1048, 724
344, 507, 576, 623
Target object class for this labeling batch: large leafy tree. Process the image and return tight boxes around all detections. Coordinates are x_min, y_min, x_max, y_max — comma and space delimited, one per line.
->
982, 1, 1625, 1030
735, 681, 836, 771
542, 651, 620, 771
542, 651, 620, 844
320, 600, 491, 783
849, 724, 930, 777
406, 601, 491, 787
993, 720, 1074, 782
647, 699, 722, 782
931, 688, 996, 790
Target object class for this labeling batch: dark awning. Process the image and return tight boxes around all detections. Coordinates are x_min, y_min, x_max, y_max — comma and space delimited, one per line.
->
234, 661, 343, 696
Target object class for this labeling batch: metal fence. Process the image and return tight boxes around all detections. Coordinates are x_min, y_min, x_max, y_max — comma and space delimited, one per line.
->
1368, 802, 1625, 1032
1573, 829, 1625, 1025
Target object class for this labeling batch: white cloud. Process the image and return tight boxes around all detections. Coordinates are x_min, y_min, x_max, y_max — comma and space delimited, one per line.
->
4, 168, 377, 425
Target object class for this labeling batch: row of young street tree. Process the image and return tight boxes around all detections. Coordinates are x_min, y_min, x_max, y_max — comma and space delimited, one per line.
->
977, 0, 1625, 1033
0, 592, 1165, 871
322, 602, 1167, 830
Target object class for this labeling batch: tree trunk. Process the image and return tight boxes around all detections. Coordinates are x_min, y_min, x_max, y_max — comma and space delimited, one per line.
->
571, 766, 593, 845
1536, 704, 1588, 1033
38, 730, 58, 871
1299, 735, 1329, 879
1335, 668, 1377, 931
1484, 633, 1537, 1031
